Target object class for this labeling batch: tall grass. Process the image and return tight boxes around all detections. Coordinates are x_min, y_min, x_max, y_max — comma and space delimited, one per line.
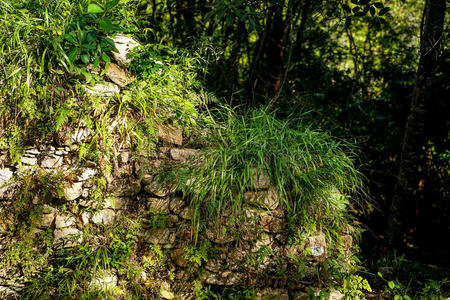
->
168, 106, 365, 238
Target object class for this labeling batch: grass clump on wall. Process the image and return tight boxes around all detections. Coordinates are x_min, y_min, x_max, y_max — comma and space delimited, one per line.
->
169, 107, 365, 239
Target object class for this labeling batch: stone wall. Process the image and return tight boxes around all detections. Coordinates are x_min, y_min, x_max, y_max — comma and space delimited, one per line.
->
0, 125, 349, 299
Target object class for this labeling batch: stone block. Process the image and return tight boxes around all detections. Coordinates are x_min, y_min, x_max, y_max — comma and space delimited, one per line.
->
158, 124, 183, 145
63, 182, 83, 201
106, 62, 134, 87
170, 148, 198, 161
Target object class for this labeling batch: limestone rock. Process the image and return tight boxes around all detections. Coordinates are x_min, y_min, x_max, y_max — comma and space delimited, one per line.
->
252, 234, 273, 253
106, 62, 134, 87
91, 270, 118, 291
158, 124, 183, 145
55, 214, 76, 229
329, 290, 343, 300
40, 155, 63, 169
54, 227, 82, 248
170, 248, 188, 268
63, 182, 83, 201
104, 197, 129, 210
169, 198, 184, 214
71, 128, 90, 143
147, 197, 170, 213
170, 148, 198, 161
244, 187, 279, 210
77, 168, 96, 181
0, 167, 13, 197
91, 209, 115, 225
201, 270, 240, 285
110, 178, 141, 197
144, 181, 175, 197
306, 233, 327, 258
40, 205, 56, 227
111, 34, 140, 66
260, 213, 284, 233
160, 281, 175, 299
21, 156, 37, 165
142, 228, 171, 244
83, 82, 120, 96
81, 211, 91, 224
251, 168, 270, 189
141, 174, 153, 185
205, 227, 234, 244
178, 206, 193, 220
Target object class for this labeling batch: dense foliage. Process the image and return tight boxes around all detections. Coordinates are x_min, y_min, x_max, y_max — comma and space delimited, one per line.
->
0, 0, 448, 298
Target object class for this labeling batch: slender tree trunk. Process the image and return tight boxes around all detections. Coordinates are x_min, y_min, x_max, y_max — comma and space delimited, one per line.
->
387, 0, 446, 250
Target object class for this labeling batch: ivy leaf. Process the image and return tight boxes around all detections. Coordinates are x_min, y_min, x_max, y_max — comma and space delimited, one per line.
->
352, 6, 361, 13
379, 17, 387, 25
370, 6, 376, 16
342, 4, 351, 13
87, 3, 104, 14
363, 5, 371, 14
379, 7, 390, 16
374, 2, 384, 8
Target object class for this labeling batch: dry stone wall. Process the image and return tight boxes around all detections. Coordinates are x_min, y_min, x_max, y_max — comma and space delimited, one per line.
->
0, 130, 348, 299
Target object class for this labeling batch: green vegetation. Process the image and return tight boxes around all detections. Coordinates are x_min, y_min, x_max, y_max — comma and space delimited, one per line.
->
165, 107, 364, 243
0, 0, 448, 299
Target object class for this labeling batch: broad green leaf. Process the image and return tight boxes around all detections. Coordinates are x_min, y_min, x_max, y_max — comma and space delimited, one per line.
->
81, 54, 90, 64
87, 3, 104, 14
93, 56, 100, 68
379, 7, 390, 16
62, 33, 77, 44
388, 281, 396, 289
102, 53, 111, 63
68, 49, 78, 64
98, 19, 125, 32
370, 6, 376, 16
86, 31, 97, 43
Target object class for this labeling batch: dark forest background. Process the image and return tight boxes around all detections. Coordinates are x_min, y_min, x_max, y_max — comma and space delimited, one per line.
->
131, 0, 449, 264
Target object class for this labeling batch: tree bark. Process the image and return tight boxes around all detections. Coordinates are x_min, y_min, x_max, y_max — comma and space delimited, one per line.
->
387, 0, 446, 250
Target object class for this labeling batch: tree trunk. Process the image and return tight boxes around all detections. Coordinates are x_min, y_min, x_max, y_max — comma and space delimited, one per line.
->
387, 0, 446, 250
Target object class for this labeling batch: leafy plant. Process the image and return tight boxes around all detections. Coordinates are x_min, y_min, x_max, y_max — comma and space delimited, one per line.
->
62, 0, 124, 70
184, 244, 209, 268
343, 274, 372, 299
